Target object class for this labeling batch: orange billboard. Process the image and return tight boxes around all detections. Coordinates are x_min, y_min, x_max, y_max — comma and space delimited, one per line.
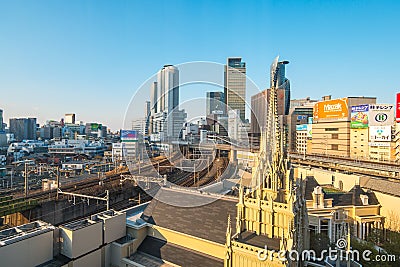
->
313, 98, 349, 122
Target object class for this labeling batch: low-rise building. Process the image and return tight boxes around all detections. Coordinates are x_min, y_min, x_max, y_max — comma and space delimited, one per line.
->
0, 221, 55, 267
304, 177, 384, 243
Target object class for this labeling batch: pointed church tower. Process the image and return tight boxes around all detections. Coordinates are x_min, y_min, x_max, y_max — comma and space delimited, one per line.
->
226, 57, 309, 267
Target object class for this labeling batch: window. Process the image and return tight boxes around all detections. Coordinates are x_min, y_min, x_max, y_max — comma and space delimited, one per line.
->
331, 144, 339, 150
325, 128, 339, 131
332, 133, 339, 139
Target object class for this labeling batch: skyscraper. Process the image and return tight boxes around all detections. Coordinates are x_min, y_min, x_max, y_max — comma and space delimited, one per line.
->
150, 82, 158, 114
151, 65, 186, 140
157, 65, 179, 114
270, 56, 290, 115
9, 118, 37, 141
250, 88, 286, 135
0, 109, 3, 132
224, 57, 246, 122
206, 91, 225, 116
144, 101, 151, 135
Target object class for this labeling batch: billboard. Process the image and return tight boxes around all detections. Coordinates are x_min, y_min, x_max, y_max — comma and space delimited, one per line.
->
397, 93, 400, 123
91, 123, 102, 131
313, 98, 348, 122
369, 126, 391, 142
120, 130, 138, 141
350, 105, 369, 128
307, 124, 312, 138
296, 124, 308, 131
369, 104, 394, 126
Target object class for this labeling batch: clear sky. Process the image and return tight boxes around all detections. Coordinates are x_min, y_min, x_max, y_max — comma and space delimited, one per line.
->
1, 0, 399, 130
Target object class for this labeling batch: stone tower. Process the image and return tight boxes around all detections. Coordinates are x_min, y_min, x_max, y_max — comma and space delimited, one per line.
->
225, 58, 309, 267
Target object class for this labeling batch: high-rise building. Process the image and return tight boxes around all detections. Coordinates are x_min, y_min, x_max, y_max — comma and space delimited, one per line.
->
150, 82, 158, 114
144, 101, 151, 135
250, 88, 286, 135
0, 109, 3, 132
270, 56, 290, 115
224, 57, 246, 122
151, 65, 186, 140
9, 118, 37, 141
65, 113, 76, 124
157, 65, 179, 114
206, 91, 225, 116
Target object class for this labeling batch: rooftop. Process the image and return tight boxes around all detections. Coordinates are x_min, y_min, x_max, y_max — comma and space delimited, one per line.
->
0, 221, 54, 246
235, 231, 281, 251
61, 218, 98, 231
140, 187, 237, 244
135, 236, 223, 267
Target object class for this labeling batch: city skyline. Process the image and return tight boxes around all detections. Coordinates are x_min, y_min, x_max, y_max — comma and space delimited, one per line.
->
1, 1, 399, 130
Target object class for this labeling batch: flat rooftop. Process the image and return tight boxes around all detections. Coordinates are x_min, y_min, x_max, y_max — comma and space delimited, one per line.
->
61, 218, 98, 231
0, 221, 54, 246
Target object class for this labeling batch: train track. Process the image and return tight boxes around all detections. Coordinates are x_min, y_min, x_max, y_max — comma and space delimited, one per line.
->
290, 152, 400, 180
7, 155, 175, 202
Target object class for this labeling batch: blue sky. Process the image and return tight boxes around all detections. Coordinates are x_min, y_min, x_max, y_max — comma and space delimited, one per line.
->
1, 0, 399, 130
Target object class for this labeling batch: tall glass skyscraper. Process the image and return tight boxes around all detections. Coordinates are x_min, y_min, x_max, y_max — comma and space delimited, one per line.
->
151, 65, 186, 139
270, 56, 290, 115
224, 57, 246, 122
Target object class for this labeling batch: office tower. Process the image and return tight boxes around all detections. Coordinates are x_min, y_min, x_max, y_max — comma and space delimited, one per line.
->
151, 65, 187, 140
157, 65, 179, 114
206, 91, 225, 116
270, 56, 290, 115
143, 101, 151, 135
65, 113, 76, 124
250, 88, 286, 135
9, 118, 37, 141
150, 82, 158, 114
224, 57, 246, 122
0, 109, 3, 132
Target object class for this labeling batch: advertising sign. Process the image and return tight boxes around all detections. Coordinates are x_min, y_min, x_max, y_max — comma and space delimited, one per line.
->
369, 126, 391, 142
307, 124, 312, 138
369, 104, 394, 126
350, 105, 369, 128
397, 93, 400, 123
313, 98, 348, 122
296, 124, 308, 131
121, 130, 138, 141
91, 123, 102, 131
369, 142, 390, 147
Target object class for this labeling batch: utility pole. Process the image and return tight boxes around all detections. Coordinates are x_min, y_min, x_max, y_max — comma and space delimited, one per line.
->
24, 162, 28, 198
56, 167, 60, 200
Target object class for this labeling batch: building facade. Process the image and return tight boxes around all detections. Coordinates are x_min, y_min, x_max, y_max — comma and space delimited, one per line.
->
224, 57, 246, 122
9, 118, 37, 141
0, 109, 3, 132
270, 56, 290, 115
250, 88, 286, 135
206, 91, 225, 116
150, 65, 186, 140
65, 113, 76, 124
311, 97, 376, 156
